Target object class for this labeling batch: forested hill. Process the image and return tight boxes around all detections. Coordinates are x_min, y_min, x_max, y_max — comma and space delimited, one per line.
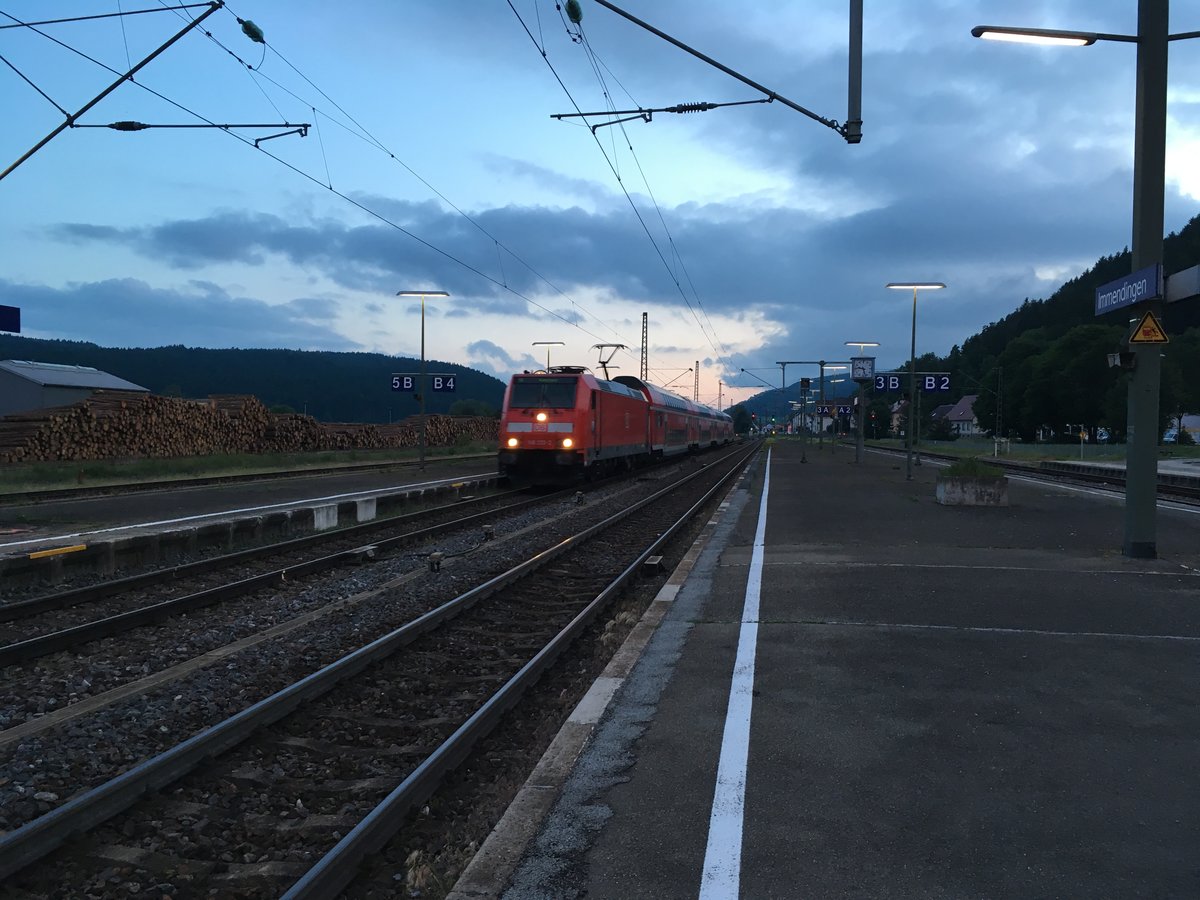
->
731, 212, 1200, 439
0, 336, 506, 424
960, 213, 1200, 365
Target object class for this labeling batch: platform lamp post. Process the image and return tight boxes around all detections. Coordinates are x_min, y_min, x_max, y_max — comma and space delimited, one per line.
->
972, 6, 1192, 559
886, 283, 945, 480
396, 289, 450, 471
846, 340, 880, 464
532, 341, 565, 372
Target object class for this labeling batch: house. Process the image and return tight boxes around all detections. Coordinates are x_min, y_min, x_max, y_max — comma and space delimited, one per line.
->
929, 403, 955, 426
0, 359, 149, 418
945, 394, 982, 436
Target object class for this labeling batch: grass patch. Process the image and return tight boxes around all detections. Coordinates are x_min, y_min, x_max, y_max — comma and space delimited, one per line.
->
941, 456, 1004, 477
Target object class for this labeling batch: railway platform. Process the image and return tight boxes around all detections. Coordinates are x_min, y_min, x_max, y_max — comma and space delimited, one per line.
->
454, 437, 1200, 898
0, 460, 500, 587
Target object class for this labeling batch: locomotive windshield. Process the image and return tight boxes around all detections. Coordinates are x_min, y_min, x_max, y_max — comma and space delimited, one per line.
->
509, 377, 577, 409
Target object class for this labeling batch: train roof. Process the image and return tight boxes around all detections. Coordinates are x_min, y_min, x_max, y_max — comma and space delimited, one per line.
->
508, 369, 643, 401
613, 375, 730, 420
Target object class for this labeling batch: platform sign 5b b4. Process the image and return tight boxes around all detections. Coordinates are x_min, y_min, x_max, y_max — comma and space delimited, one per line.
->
391, 373, 458, 392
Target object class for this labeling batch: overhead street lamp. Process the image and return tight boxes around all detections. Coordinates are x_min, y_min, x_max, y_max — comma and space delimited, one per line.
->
396, 289, 450, 470
887, 283, 945, 480
972, 4, 1199, 559
532, 341, 565, 371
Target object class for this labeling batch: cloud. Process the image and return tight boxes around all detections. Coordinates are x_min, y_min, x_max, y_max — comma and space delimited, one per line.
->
0, 278, 362, 351
466, 339, 541, 379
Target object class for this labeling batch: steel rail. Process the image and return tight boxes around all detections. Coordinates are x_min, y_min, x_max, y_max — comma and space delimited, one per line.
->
284, 442, 760, 897
0, 443, 757, 881
861, 443, 1200, 502
0, 489, 550, 665
0, 482, 522, 623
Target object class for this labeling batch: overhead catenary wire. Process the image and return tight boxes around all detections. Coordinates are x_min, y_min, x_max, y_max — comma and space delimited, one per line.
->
5, 3, 694, 385
509, 1, 740, 382
9, 1, 644, 364
578, 17, 738, 373
203, 1, 647, 361
0, 3, 211, 30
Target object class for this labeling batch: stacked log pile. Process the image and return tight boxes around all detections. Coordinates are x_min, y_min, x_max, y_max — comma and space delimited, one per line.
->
0, 391, 498, 464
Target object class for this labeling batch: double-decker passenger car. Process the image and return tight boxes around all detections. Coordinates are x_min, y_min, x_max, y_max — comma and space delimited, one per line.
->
498, 366, 733, 483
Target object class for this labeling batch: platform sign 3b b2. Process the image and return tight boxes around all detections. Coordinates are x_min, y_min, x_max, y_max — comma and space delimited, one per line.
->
873, 373, 950, 392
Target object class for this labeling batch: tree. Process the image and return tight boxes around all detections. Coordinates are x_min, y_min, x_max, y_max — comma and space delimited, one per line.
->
729, 404, 752, 434
449, 398, 498, 418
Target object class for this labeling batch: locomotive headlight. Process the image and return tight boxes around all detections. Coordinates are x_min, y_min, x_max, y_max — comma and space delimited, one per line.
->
562, 438, 574, 449
536, 412, 548, 422
507, 437, 519, 448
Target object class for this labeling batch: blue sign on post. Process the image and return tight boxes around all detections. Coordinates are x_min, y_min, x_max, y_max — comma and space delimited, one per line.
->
921, 374, 951, 392
1095, 264, 1162, 316
431, 375, 457, 393
0, 305, 19, 333
391, 374, 415, 392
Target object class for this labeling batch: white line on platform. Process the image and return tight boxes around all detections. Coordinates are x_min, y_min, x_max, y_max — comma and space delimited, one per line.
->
699, 448, 770, 899
809, 619, 1200, 642
0, 473, 491, 551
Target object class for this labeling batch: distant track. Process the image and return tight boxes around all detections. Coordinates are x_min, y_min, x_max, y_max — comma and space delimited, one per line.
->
864, 443, 1200, 503
0, 453, 496, 505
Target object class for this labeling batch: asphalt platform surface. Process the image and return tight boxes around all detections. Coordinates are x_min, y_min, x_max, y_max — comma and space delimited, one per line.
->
490, 439, 1200, 899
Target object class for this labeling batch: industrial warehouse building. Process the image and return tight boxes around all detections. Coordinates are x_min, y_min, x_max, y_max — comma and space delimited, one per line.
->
0, 359, 149, 418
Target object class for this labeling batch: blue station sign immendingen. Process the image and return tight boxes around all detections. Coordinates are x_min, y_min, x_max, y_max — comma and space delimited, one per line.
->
1095, 264, 1162, 316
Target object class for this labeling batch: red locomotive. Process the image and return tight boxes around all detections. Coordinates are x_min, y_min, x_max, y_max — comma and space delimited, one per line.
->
497, 366, 734, 482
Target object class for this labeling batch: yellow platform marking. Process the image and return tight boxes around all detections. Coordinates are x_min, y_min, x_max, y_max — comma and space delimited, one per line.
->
28, 544, 87, 559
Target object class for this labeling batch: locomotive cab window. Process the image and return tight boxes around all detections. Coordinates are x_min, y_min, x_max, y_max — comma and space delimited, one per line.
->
509, 377, 577, 408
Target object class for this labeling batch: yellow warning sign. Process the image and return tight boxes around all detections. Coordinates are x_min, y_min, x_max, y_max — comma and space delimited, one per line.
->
1129, 309, 1169, 344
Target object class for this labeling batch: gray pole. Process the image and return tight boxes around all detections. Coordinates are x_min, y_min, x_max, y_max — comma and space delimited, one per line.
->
1123, 0, 1168, 559
818, 361, 826, 450
419, 297, 427, 471
906, 289, 917, 480
845, 0, 864, 144
856, 382, 865, 463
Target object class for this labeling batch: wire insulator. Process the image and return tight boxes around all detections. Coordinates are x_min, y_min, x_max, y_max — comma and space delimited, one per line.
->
109, 121, 149, 131
239, 19, 265, 44
566, 0, 583, 24
672, 102, 714, 114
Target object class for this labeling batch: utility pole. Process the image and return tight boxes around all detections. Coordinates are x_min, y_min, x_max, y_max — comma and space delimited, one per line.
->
640, 312, 648, 381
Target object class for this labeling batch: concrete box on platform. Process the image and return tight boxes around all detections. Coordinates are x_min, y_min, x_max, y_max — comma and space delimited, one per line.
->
935, 475, 1009, 506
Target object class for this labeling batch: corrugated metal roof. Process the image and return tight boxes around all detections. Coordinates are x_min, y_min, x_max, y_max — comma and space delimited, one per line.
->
0, 359, 149, 392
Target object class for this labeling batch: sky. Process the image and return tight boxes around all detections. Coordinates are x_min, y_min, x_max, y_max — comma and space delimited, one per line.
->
2, 1, 1198, 409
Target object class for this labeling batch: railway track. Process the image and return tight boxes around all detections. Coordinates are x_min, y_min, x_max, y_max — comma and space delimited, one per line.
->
0, 486, 544, 666
867, 443, 1200, 503
0, 453, 497, 506
0, 441, 758, 897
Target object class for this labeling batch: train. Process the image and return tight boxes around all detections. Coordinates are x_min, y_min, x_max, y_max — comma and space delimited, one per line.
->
497, 366, 734, 482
